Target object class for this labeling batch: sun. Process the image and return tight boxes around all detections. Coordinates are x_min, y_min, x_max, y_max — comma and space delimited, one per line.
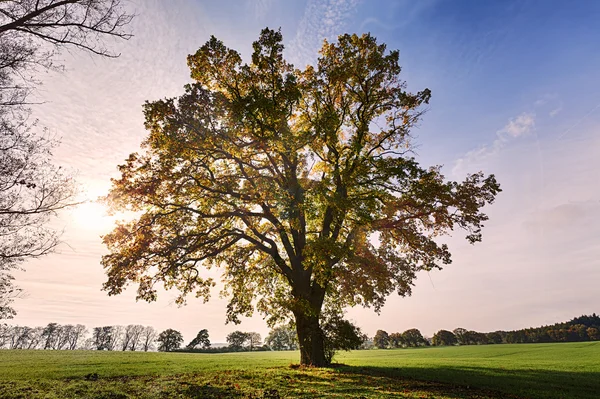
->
71, 200, 117, 232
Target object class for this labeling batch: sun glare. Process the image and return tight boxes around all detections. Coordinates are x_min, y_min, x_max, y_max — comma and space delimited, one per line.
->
71, 201, 117, 232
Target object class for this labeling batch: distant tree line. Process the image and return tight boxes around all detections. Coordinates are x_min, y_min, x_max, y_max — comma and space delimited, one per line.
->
0, 323, 301, 353
177, 328, 292, 353
372, 314, 600, 349
0, 323, 160, 351
431, 314, 600, 346
0, 323, 87, 350
0, 322, 357, 357
5, 314, 594, 352
372, 328, 429, 349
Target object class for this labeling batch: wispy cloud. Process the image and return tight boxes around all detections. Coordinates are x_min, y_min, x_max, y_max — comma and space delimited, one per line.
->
248, 0, 274, 20
534, 94, 563, 118
453, 112, 535, 175
549, 106, 562, 117
287, 0, 360, 67
524, 201, 598, 233
500, 112, 535, 138
359, 0, 438, 32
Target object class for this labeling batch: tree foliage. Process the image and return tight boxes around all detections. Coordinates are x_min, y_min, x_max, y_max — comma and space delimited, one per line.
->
101, 28, 500, 366
0, 322, 86, 349
157, 328, 183, 352
186, 328, 210, 349
226, 330, 250, 350
321, 315, 366, 363
453, 328, 469, 345
373, 330, 389, 349
401, 328, 426, 347
265, 325, 298, 351
432, 329, 457, 346
435, 314, 600, 345
388, 332, 403, 348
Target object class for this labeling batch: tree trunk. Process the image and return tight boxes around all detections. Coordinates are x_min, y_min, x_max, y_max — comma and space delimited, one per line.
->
295, 311, 328, 367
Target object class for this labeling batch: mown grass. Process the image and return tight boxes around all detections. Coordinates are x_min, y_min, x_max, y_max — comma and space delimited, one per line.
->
0, 342, 598, 398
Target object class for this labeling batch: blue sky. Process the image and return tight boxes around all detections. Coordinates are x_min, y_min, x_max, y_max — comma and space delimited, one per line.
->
11, 0, 600, 343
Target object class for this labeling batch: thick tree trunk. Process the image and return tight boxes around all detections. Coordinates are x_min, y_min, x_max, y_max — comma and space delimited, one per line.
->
295, 311, 328, 367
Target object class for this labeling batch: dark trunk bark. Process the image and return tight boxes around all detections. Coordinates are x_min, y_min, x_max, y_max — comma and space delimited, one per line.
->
295, 310, 328, 367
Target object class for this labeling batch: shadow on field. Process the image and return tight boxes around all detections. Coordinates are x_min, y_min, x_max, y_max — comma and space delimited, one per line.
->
178, 382, 246, 399
333, 364, 600, 399
278, 369, 511, 399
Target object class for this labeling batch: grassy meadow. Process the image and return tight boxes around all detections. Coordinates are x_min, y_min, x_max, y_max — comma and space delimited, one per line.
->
0, 342, 599, 398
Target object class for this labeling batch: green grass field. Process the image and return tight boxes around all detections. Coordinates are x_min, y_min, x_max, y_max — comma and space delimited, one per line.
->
1, 342, 599, 398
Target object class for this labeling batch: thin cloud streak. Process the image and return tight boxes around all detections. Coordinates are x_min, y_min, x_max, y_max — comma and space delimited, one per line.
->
453, 112, 535, 177
288, 0, 360, 67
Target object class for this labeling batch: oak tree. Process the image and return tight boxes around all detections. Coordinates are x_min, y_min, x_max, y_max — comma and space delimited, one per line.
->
373, 330, 390, 349
265, 325, 298, 351
186, 328, 210, 349
226, 330, 250, 350
388, 332, 403, 348
453, 328, 469, 345
432, 329, 457, 346
157, 328, 183, 352
401, 328, 426, 347
102, 29, 500, 366
226, 331, 250, 351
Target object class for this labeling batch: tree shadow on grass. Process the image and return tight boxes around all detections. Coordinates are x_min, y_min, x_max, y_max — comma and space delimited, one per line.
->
150, 369, 516, 399
227, 366, 512, 399
177, 382, 244, 399
332, 364, 600, 399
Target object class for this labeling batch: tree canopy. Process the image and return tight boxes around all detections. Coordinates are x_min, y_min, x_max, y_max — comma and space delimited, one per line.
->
373, 330, 390, 349
265, 325, 298, 351
157, 329, 183, 352
186, 328, 210, 349
432, 329, 457, 346
102, 28, 500, 366
321, 315, 366, 363
401, 328, 427, 347
226, 330, 250, 350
